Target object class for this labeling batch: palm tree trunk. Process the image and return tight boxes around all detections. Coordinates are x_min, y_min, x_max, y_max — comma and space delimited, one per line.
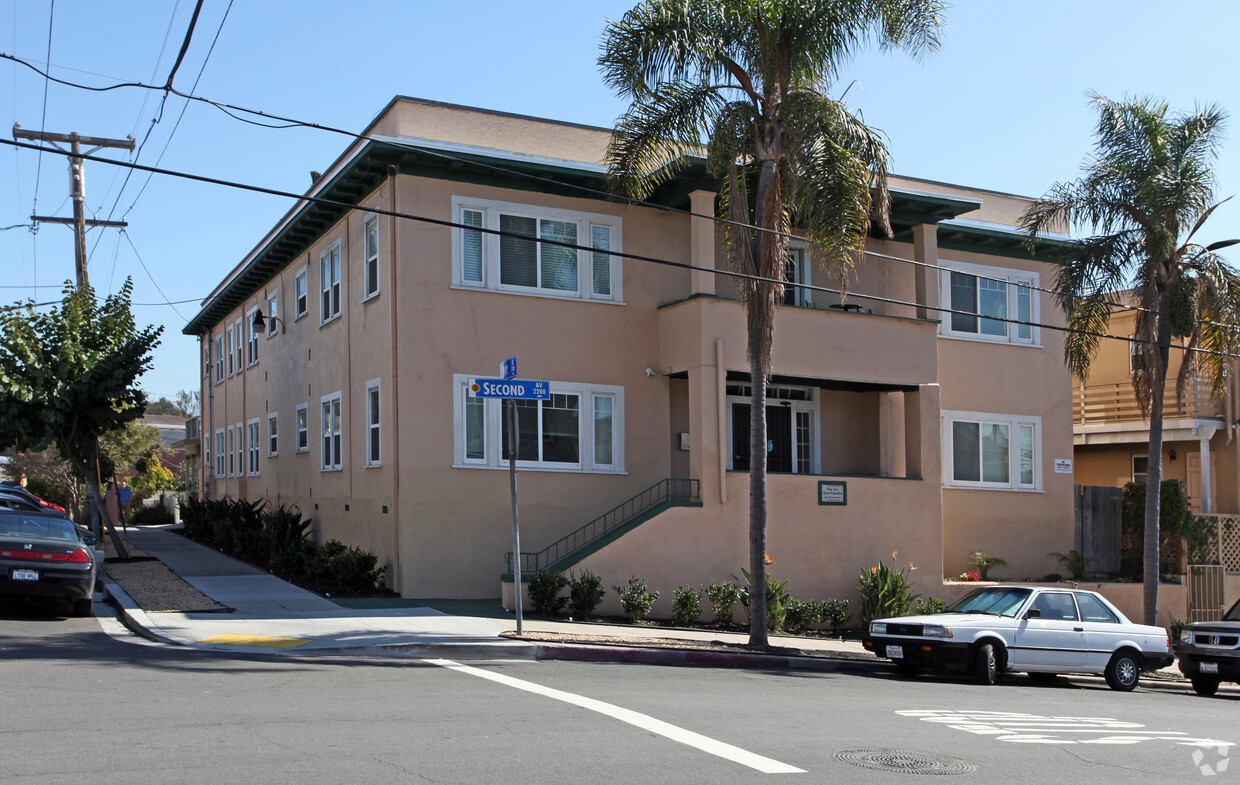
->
1142, 288, 1174, 626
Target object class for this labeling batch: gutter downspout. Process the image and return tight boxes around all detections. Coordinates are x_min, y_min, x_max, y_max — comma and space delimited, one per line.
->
387, 165, 401, 592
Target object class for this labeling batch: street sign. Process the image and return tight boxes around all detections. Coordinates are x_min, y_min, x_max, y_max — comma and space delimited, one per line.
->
501, 357, 518, 380
469, 378, 550, 400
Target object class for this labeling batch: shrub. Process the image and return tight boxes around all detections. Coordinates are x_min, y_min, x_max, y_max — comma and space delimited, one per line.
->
706, 579, 741, 627
1049, 549, 1096, 581
783, 597, 819, 635
858, 554, 920, 625
313, 539, 384, 596
1122, 480, 1191, 577
910, 597, 947, 615
528, 570, 569, 617
672, 585, 703, 627
568, 570, 605, 620
738, 567, 790, 632
968, 551, 1008, 581
819, 598, 851, 636
615, 576, 660, 623
264, 504, 312, 571
130, 502, 174, 526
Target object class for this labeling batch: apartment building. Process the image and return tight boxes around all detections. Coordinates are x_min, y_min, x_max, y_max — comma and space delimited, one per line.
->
187, 96, 1078, 610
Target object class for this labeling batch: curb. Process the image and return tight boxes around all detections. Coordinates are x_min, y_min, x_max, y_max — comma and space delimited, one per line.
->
534, 642, 887, 672
100, 577, 185, 648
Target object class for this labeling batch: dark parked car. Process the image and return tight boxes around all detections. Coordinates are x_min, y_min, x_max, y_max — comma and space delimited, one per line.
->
0, 508, 98, 617
0, 482, 67, 513
1178, 597, 1240, 696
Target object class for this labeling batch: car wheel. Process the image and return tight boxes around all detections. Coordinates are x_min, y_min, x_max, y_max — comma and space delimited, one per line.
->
895, 661, 918, 678
1190, 676, 1220, 697
1104, 651, 1140, 691
72, 598, 94, 618
974, 643, 998, 685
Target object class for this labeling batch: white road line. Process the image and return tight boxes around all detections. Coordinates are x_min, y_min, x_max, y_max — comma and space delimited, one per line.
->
426, 659, 805, 774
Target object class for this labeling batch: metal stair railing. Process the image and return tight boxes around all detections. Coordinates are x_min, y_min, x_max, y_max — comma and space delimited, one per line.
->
505, 478, 699, 576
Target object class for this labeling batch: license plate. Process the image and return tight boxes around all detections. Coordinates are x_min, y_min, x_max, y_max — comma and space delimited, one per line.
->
1200, 662, 1219, 674
12, 569, 39, 581
886, 645, 904, 659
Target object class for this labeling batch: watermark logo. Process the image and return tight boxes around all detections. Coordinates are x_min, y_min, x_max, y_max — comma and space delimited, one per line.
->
1193, 744, 1230, 777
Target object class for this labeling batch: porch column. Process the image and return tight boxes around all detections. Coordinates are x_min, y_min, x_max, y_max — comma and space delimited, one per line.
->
690, 190, 717, 296
879, 391, 907, 478
685, 340, 728, 506
905, 383, 941, 481
1199, 427, 1216, 513
911, 224, 939, 321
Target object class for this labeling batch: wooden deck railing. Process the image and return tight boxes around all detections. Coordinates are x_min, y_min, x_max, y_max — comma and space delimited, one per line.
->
1074, 376, 1224, 425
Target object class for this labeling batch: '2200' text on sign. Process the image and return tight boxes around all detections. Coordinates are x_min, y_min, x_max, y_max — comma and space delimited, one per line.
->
468, 378, 551, 400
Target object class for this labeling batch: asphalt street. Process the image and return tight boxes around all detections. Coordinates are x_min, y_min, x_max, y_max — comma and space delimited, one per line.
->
1, 599, 1234, 784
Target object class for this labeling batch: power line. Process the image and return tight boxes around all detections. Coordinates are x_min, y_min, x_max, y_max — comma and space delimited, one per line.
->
4, 135, 1233, 363
29, 1, 54, 223
120, 229, 186, 321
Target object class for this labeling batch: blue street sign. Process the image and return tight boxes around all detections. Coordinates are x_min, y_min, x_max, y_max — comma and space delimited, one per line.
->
468, 378, 550, 400
501, 357, 518, 380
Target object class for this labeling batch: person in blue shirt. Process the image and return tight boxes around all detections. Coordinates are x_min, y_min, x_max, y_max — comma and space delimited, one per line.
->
117, 480, 132, 523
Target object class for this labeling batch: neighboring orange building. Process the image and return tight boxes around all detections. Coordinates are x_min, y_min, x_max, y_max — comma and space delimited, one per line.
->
186, 97, 1079, 614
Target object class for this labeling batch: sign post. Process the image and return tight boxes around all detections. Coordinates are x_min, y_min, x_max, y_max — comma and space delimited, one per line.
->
469, 370, 549, 634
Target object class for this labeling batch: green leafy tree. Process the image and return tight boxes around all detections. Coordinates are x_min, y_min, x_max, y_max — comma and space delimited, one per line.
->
145, 397, 182, 416
174, 389, 201, 418
130, 450, 180, 500
600, 0, 944, 647
1023, 96, 1240, 624
99, 419, 162, 479
0, 281, 163, 557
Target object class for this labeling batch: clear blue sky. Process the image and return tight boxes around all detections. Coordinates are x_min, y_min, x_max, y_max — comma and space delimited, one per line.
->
4, 0, 1239, 403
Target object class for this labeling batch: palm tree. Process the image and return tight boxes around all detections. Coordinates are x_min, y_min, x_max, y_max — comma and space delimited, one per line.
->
1023, 95, 1240, 625
600, 0, 944, 647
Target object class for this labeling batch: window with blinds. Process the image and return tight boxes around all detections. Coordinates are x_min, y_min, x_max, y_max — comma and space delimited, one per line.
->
942, 262, 1037, 345
944, 411, 1040, 490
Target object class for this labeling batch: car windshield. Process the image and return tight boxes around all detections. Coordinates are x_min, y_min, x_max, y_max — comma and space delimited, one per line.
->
0, 514, 79, 542
945, 587, 1032, 617
1226, 599, 1240, 622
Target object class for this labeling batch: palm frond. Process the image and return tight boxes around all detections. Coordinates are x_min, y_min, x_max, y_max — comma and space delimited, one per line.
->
605, 82, 724, 199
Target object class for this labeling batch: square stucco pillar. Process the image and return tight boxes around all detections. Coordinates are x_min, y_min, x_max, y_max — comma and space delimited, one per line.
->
686, 340, 728, 505
690, 190, 717, 296
879, 391, 907, 478
904, 383, 941, 482
912, 224, 939, 321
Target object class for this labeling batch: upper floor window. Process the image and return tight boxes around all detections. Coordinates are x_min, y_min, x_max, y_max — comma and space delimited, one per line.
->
245, 307, 260, 366
214, 430, 225, 477
453, 374, 623, 473
940, 262, 1037, 345
226, 326, 235, 376
203, 340, 210, 379
214, 336, 224, 383
321, 243, 342, 324
943, 410, 1040, 491
247, 418, 261, 476
294, 266, 308, 320
266, 291, 279, 337
295, 402, 309, 452
268, 412, 279, 457
365, 379, 381, 467
233, 318, 243, 372
321, 391, 342, 470
453, 196, 621, 302
364, 215, 380, 300
782, 247, 813, 307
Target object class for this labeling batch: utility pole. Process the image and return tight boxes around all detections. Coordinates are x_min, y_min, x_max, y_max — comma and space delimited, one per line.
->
13, 124, 134, 289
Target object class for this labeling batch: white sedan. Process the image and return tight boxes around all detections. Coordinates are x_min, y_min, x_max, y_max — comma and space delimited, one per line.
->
863, 585, 1174, 690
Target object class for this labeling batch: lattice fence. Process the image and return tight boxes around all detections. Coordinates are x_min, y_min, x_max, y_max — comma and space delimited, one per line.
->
1192, 514, 1240, 572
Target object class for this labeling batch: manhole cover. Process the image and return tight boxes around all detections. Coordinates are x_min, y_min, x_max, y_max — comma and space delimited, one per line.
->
834, 748, 977, 775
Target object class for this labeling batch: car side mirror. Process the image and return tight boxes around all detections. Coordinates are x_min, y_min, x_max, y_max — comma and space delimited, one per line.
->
82, 533, 97, 546
1025, 608, 1041, 619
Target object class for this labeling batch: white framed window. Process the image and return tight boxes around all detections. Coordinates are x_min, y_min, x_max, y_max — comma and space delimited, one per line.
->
266, 291, 279, 337
245, 307, 260, 366
204, 432, 212, 479
233, 318, 243, 372
1132, 454, 1149, 486
214, 336, 224, 383
295, 402, 308, 452
268, 412, 279, 457
226, 426, 235, 477
247, 418, 261, 476
321, 392, 343, 470
452, 196, 621, 302
226, 326, 235, 376
320, 242, 342, 324
236, 420, 244, 477
453, 375, 624, 472
203, 340, 210, 379
940, 261, 1037, 345
725, 384, 818, 473
782, 247, 813, 307
363, 214, 380, 300
294, 266, 308, 320
365, 378, 381, 466
214, 430, 225, 477
943, 410, 1041, 491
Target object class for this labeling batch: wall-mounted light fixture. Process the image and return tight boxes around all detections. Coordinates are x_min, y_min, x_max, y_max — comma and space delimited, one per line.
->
252, 310, 286, 335
1169, 448, 1177, 462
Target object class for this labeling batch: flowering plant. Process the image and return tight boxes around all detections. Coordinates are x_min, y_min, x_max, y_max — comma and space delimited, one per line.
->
858, 551, 921, 625
958, 571, 981, 582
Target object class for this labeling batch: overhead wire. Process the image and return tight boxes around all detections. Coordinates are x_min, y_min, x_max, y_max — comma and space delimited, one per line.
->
3, 135, 1234, 362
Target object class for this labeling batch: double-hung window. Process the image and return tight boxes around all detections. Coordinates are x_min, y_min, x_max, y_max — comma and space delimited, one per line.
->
454, 375, 622, 472
203, 340, 211, 379
940, 262, 1037, 344
267, 412, 278, 457
943, 411, 1040, 490
236, 421, 244, 476
365, 379, 381, 466
245, 307, 259, 365
321, 392, 342, 470
226, 327, 235, 376
295, 403, 308, 452
363, 215, 380, 299
214, 336, 224, 383
294, 267, 308, 320
320, 243, 342, 324
453, 197, 621, 302
266, 292, 279, 337
226, 426, 235, 477
247, 418, 261, 475
233, 318, 243, 371
214, 430, 225, 477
